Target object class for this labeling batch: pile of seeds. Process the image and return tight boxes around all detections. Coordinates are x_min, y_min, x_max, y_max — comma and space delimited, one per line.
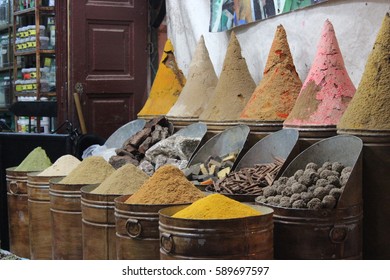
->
208, 158, 285, 195
256, 161, 352, 209
109, 116, 172, 169
184, 153, 237, 185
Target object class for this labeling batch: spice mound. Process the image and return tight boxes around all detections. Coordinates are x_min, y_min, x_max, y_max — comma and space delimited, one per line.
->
256, 161, 351, 209
199, 31, 256, 122
338, 13, 390, 131
137, 39, 186, 117
172, 193, 261, 219
240, 25, 301, 121
59, 156, 115, 185
284, 19, 356, 127
38, 154, 81, 177
208, 158, 285, 195
91, 163, 149, 195
14, 146, 52, 172
125, 165, 205, 205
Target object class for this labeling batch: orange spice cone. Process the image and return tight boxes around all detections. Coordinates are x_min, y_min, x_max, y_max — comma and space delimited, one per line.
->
338, 13, 390, 131
240, 25, 302, 122
199, 31, 256, 122
167, 35, 218, 119
284, 20, 356, 128
138, 40, 186, 118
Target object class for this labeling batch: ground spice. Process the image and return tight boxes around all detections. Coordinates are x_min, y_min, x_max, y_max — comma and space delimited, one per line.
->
125, 165, 205, 204
199, 31, 256, 122
167, 36, 218, 119
137, 39, 186, 117
338, 13, 390, 131
14, 147, 52, 172
91, 163, 149, 195
172, 193, 261, 219
38, 155, 81, 177
240, 25, 301, 121
59, 156, 115, 185
284, 19, 356, 127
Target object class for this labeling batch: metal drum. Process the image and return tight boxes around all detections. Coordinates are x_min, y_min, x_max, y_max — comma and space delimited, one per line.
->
159, 204, 274, 260
338, 129, 390, 259
49, 178, 86, 260
6, 168, 30, 259
81, 185, 118, 260
256, 135, 363, 259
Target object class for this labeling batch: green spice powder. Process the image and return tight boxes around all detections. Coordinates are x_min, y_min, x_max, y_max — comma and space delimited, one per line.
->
14, 146, 52, 172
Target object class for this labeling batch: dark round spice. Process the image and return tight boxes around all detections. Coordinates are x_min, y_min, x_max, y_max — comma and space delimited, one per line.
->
307, 198, 322, 210
263, 186, 277, 197
330, 188, 343, 200
291, 182, 307, 193
301, 191, 314, 203
276, 184, 287, 195
313, 187, 328, 200
324, 184, 336, 194
320, 169, 334, 179
327, 175, 340, 187
332, 162, 344, 173
289, 193, 301, 204
305, 162, 318, 171
322, 195, 337, 209
294, 169, 304, 181
322, 162, 332, 170
292, 199, 306, 209
281, 186, 293, 197
316, 178, 328, 188
279, 196, 292, 208
341, 166, 352, 175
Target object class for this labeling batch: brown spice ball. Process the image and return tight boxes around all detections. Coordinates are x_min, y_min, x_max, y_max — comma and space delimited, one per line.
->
291, 182, 307, 194
276, 184, 287, 195
279, 196, 292, 208
263, 186, 277, 198
324, 184, 336, 194
329, 188, 343, 200
317, 167, 324, 175
316, 178, 328, 188
332, 162, 344, 173
278, 177, 289, 185
313, 187, 328, 200
266, 196, 276, 205
292, 199, 306, 209
322, 162, 332, 170
281, 186, 293, 197
320, 169, 334, 179
305, 162, 318, 171
341, 166, 352, 175
289, 193, 301, 204
307, 198, 322, 210
340, 173, 351, 186
327, 175, 341, 187
286, 177, 298, 187
322, 195, 337, 209
273, 195, 282, 204
307, 185, 317, 193
298, 170, 319, 186
301, 192, 314, 203
294, 169, 304, 181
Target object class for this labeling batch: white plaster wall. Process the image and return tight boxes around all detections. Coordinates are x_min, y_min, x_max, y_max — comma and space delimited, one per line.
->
166, 0, 390, 86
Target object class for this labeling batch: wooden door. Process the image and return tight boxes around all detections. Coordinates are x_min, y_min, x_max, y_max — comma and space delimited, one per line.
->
69, 0, 149, 139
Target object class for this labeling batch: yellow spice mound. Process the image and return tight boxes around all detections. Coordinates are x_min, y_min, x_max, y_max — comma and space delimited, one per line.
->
172, 193, 261, 219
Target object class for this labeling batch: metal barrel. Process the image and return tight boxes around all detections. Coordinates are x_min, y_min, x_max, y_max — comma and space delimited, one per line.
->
338, 129, 390, 259
49, 177, 86, 260
114, 195, 188, 260
159, 204, 274, 260
5, 167, 30, 259
81, 184, 119, 260
256, 135, 363, 259
27, 173, 62, 260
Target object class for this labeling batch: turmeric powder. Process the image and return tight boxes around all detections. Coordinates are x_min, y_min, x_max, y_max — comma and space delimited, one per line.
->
138, 39, 186, 117
172, 193, 261, 219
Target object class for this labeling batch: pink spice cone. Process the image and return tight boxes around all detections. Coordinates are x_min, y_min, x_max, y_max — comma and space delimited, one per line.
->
284, 19, 356, 127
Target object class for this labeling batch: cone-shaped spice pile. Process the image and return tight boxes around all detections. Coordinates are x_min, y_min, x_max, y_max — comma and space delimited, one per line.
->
240, 25, 301, 122
284, 20, 356, 128
167, 36, 218, 119
338, 13, 390, 131
138, 39, 186, 117
199, 31, 256, 122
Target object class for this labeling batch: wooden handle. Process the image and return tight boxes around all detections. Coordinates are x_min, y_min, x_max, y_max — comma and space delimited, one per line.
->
73, 92, 87, 134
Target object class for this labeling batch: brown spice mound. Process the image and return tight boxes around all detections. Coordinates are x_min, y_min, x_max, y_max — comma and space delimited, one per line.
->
125, 165, 205, 204
199, 31, 256, 122
338, 13, 390, 131
91, 164, 149, 195
240, 25, 301, 121
59, 156, 115, 185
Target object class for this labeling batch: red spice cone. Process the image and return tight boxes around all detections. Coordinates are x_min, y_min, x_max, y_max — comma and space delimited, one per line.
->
240, 25, 302, 121
284, 19, 356, 127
